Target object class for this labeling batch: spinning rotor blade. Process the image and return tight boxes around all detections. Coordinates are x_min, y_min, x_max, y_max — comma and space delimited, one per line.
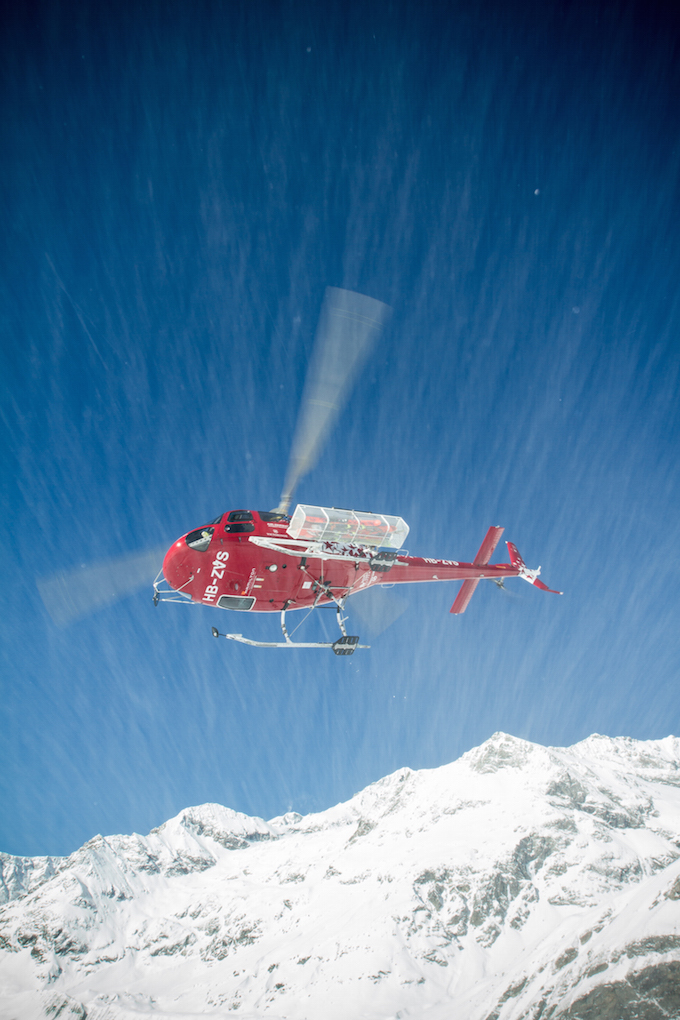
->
37, 546, 167, 627
277, 287, 391, 512
348, 585, 408, 637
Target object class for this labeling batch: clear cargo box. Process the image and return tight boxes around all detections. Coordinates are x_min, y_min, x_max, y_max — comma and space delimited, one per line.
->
287, 504, 409, 549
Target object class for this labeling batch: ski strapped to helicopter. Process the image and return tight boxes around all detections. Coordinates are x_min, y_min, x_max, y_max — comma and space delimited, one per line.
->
37, 286, 561, 645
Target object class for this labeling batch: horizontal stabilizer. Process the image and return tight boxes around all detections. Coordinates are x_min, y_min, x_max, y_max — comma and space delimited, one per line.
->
450, 526, 504, 614
450, 579, 480, 615
474, 526, 504, 566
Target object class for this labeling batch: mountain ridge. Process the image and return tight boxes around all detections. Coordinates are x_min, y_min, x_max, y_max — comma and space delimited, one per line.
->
2, 731, 680, 1019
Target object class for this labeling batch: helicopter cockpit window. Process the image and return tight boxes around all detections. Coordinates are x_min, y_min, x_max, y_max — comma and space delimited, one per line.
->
185, 527, 215, 552
207, 514, 223, 525
225, 510, 255, 533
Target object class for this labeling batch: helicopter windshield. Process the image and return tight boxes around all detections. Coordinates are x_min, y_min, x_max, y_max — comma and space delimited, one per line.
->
185, 527, 215, 552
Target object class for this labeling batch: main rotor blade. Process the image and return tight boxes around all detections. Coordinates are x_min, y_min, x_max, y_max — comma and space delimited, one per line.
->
277, 287, 392, 512
37, 546, 168, 627
348, 585, 408, 637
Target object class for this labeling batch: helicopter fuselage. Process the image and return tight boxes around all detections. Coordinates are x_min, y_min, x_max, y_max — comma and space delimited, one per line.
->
161, 509, 521, 615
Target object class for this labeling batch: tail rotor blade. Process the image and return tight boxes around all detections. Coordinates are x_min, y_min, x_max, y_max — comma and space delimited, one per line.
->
37, 546, 168, 627
277, 287, 391, 512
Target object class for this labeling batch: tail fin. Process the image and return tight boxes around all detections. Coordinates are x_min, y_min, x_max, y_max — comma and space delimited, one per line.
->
507, 542, 562, 594
450, 526, 504, 614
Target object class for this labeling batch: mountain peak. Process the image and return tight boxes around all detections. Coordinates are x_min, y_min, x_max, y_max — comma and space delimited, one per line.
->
154, 802, 276, 850
463, 730, 541, 774
2, 733, 680, 1019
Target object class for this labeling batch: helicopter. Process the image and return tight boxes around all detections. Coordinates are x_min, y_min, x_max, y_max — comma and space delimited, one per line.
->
38, 287, 560, 649
149, 287, 561, 654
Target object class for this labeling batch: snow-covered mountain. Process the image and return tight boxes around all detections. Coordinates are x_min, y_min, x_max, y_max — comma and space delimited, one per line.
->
2, 732, 680, 1020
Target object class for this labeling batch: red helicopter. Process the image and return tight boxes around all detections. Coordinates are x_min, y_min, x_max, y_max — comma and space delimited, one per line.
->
150, 288, 561, 654
38, 288, 559, 645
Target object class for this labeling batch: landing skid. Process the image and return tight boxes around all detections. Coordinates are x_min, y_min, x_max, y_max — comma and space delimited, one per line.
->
211, 605, 369, 655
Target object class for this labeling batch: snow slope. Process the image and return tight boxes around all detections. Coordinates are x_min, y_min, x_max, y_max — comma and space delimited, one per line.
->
2, 732, 680, 1019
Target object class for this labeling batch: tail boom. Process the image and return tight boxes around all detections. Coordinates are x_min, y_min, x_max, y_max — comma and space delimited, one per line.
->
381, 528, 560, 616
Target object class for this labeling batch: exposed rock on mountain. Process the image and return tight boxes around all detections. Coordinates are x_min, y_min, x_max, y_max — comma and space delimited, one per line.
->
2, 732, 680, 1019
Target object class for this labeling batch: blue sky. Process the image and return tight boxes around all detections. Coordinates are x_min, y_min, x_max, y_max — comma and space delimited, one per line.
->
2, 0, 679, 858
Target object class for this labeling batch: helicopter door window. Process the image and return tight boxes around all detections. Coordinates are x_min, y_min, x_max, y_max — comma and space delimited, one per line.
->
217, 594, 256, 611
185, 527, 215, 552
225, 511, 255, 533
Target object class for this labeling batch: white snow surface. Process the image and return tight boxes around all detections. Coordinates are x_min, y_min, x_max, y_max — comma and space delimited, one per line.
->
2, 732, 680, 1019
